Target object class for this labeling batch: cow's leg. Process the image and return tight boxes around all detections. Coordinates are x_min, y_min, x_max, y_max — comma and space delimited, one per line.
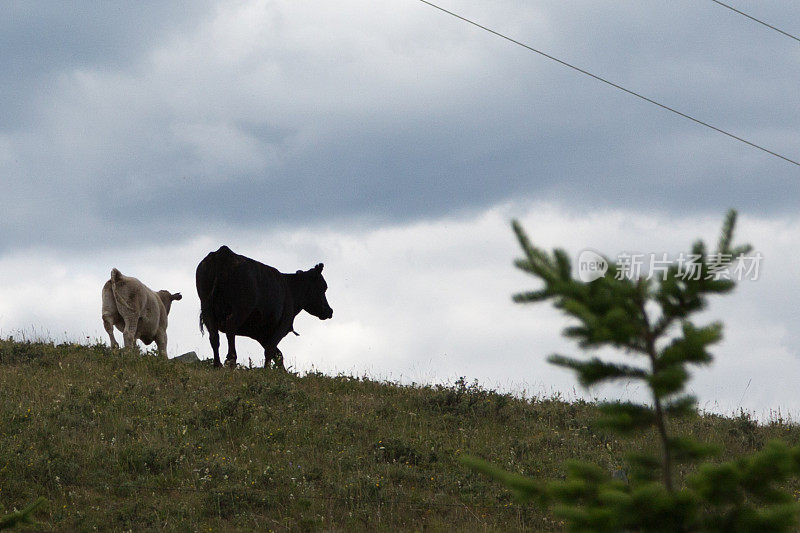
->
272, 348, 285, 371
102, 313, 119, 349
260, 343, 285, 371
155, 330, 168, 359
121, 315, 138, 352
258, 328, 289, 370
262, 347, 273, 369
101, 282, 120, 350
208, 328, 222, 368
263, 348, 274, 369
225, 333, 238, 369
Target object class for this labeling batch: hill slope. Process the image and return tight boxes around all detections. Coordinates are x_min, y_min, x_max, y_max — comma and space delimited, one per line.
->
2, 339, 798, 531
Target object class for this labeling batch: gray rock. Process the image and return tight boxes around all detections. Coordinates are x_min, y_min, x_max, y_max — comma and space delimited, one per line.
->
173, 351, 199, 363
611, 468, 629, 484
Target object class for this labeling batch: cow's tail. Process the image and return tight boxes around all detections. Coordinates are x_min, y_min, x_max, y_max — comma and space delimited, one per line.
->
198, 248, 230, 336
110, 268, 123, 287
199, 282, 219, 335
198, 274, 220, 336
109, 268, 137, 315
198, 282, 215, 336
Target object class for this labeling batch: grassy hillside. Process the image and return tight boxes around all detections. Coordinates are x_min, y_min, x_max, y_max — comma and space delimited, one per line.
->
2, 339, 799, 531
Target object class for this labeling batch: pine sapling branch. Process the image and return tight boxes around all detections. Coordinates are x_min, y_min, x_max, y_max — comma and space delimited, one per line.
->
464, 210, 800, 531
635, 285, 675, 493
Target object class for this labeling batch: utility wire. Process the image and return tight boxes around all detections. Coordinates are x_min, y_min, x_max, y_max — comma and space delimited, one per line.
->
416, 0, 800, 168
710, 0, 800, 44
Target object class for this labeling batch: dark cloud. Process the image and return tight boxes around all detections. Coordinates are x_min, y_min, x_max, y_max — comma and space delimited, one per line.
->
1, 1, 798, 254
0, 1, 215, 131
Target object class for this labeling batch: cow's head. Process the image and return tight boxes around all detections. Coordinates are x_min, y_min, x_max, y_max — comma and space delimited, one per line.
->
297, 263, 333, 320
157, 291, 183, 314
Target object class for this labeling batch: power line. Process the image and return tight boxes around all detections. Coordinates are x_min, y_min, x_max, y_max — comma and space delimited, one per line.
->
710, 0, 800, 44
416, 0, 800, 168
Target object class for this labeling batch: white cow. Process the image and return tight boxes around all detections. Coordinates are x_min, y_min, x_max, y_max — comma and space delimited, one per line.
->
101, 268, 182, 357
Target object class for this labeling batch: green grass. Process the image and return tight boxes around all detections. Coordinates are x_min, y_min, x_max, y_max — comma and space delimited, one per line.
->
1, 338, 799, 531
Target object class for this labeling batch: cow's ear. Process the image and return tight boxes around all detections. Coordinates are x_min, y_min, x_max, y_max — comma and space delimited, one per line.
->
172, 293, 182, 301
314, 263, 324, 272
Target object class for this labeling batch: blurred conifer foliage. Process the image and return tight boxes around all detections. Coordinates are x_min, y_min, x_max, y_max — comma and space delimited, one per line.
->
464, 210, 800, 531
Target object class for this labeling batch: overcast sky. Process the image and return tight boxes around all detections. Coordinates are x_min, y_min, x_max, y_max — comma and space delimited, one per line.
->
1, 1, 799, 420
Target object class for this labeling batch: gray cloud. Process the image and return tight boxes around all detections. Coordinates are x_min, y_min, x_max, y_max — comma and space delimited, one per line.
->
1, 1, 799, 254
0, 2, 216, 129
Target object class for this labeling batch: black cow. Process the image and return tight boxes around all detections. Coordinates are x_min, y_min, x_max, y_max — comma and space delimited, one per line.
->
196, 245, 333, 369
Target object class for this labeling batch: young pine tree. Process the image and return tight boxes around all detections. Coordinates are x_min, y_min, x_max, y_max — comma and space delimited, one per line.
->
463, 210, 800, 531
0, 497, 46, 531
